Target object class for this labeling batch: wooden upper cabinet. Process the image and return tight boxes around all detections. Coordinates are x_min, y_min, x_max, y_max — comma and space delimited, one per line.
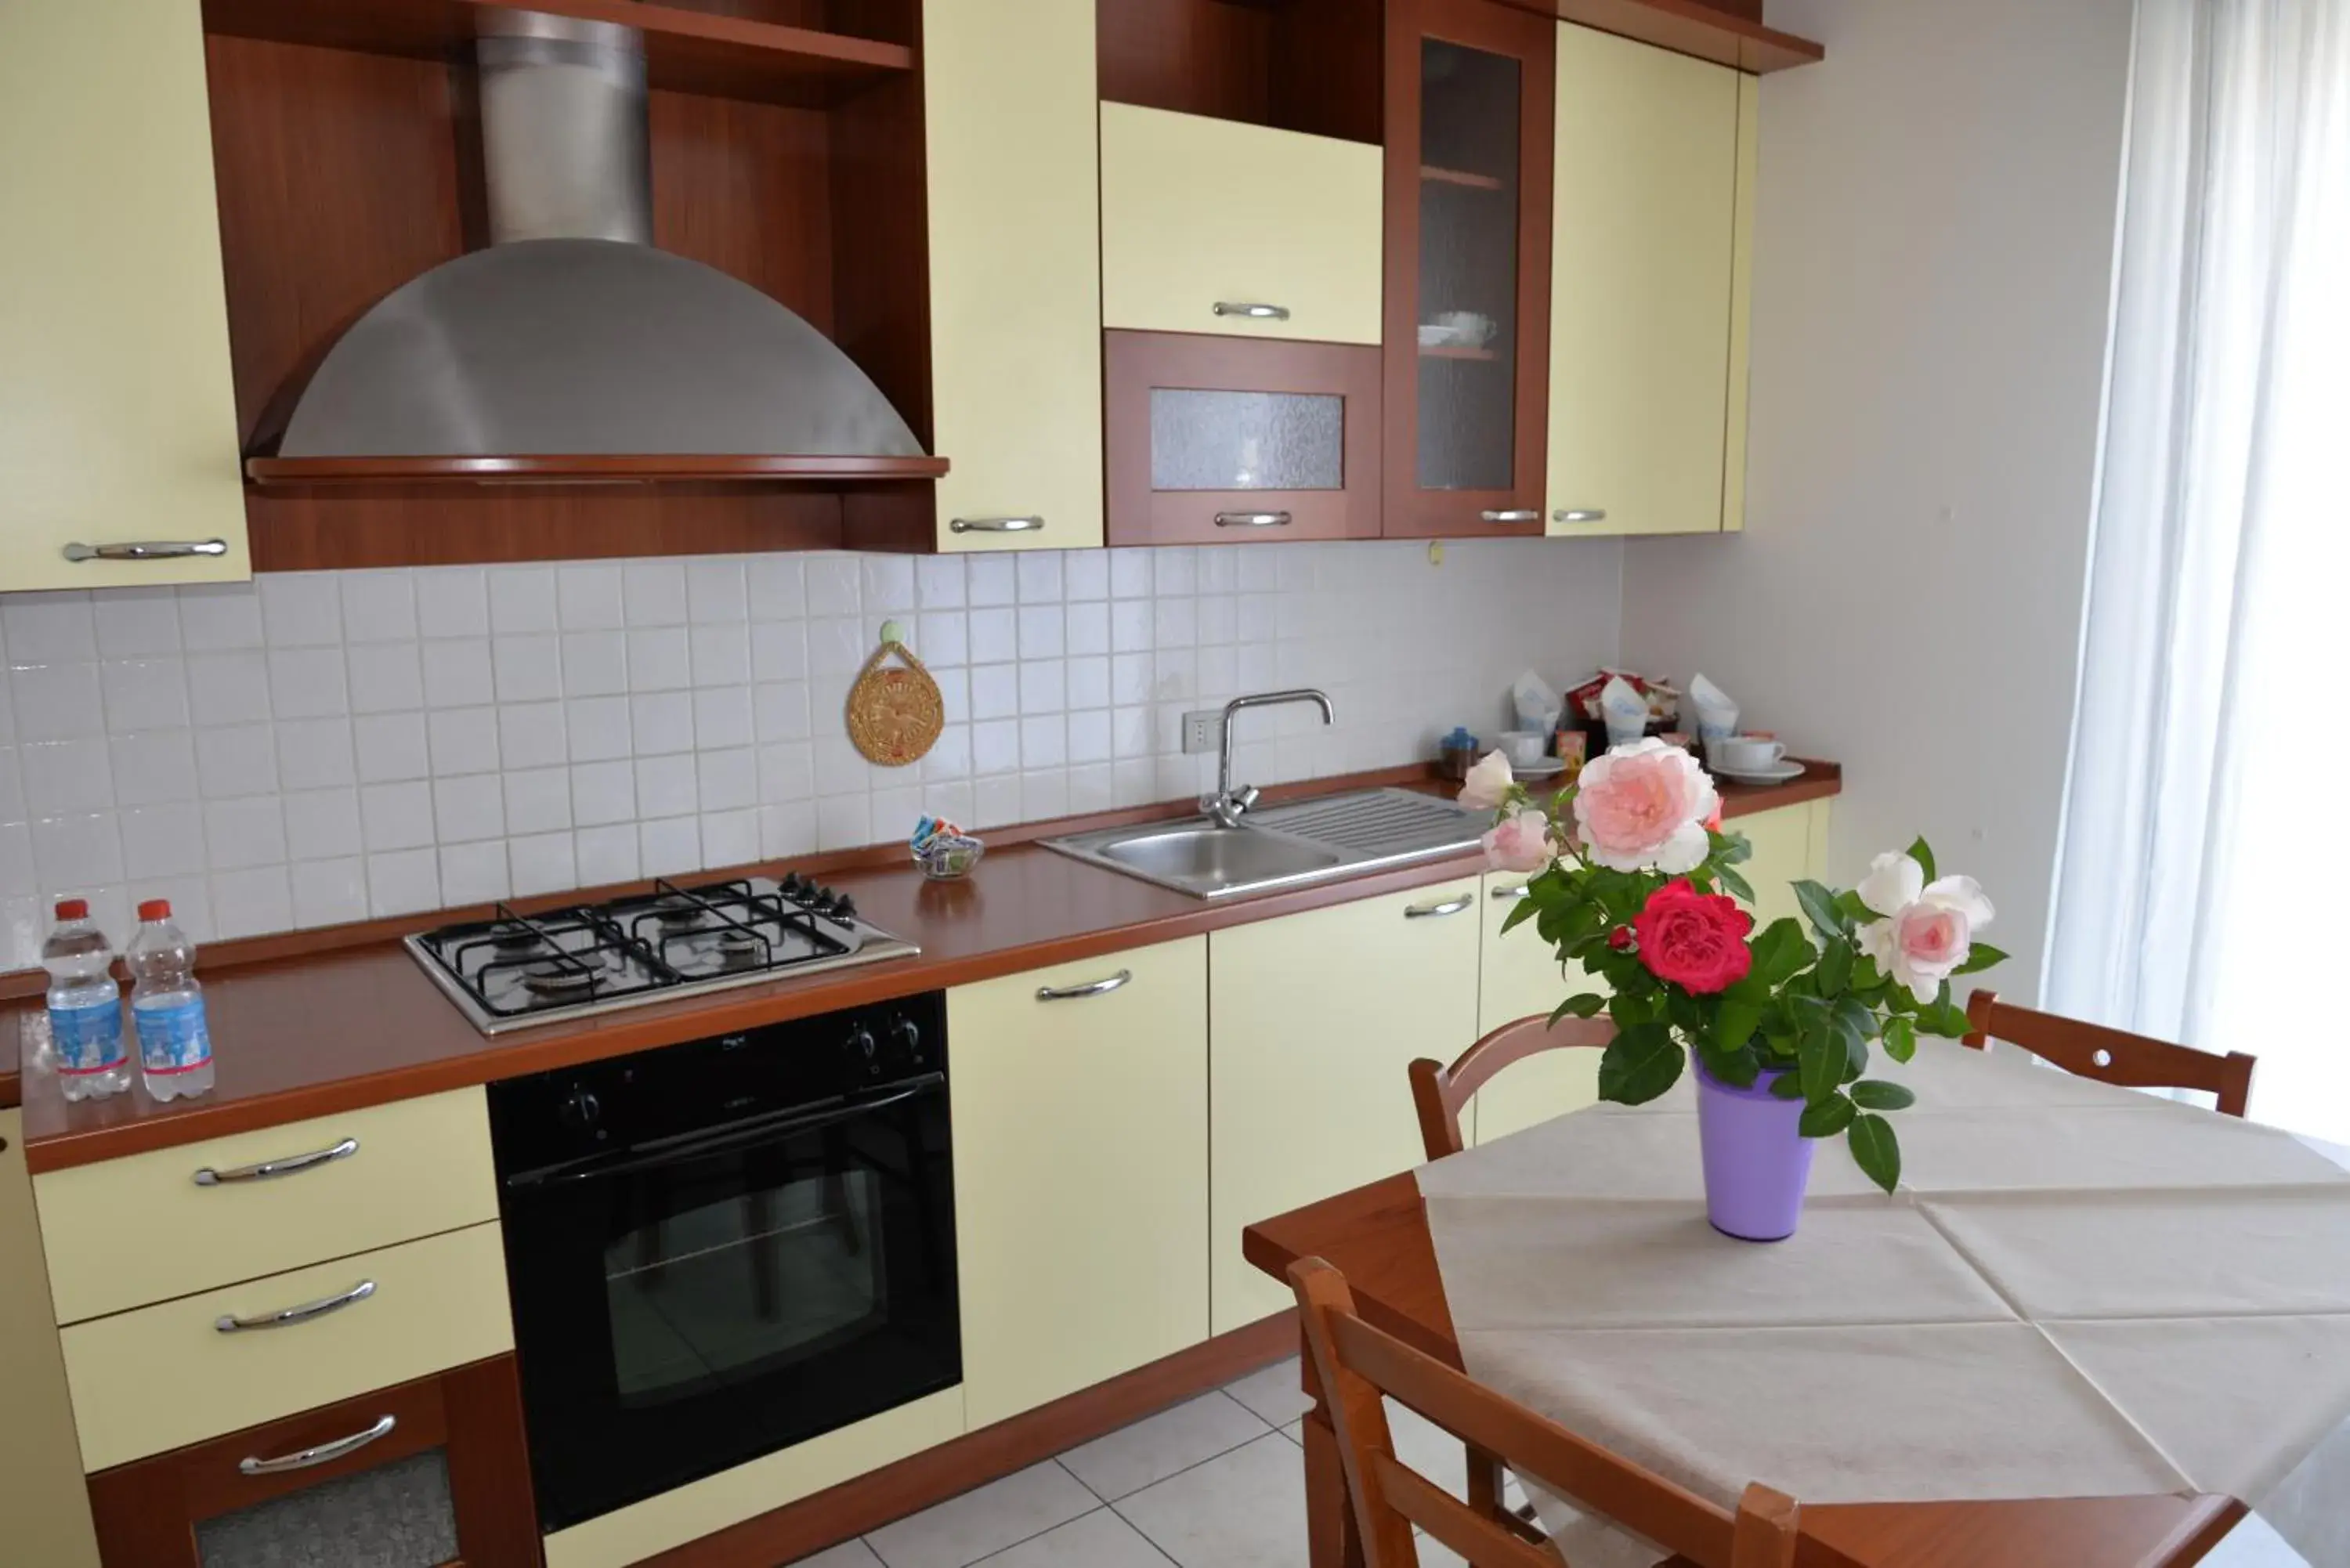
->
1100, 103, 1384, 345
925, 0, 1104, 553
1546, 23, 1753, 538
1382, 0, 1556, 539
0, 0, 248, 591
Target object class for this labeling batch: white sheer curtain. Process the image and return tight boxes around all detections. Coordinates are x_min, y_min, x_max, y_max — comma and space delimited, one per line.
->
2048, 0, 2350, 1136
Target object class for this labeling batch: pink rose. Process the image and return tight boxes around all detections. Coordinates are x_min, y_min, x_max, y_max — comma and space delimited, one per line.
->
1459, 750, 1516, 812
1856, 853, 1994, 1003
1570, 739, 1719, 874
1482, 808, 1553, 873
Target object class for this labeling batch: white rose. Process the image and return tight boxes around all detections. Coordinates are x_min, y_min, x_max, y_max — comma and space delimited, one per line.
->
1856, 870, 1998, 1003
1458, 750, 1516, 812
1856, 851, 1925, 919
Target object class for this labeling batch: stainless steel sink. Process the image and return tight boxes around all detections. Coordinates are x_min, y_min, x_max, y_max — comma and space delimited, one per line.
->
1043, 788, 1485, 899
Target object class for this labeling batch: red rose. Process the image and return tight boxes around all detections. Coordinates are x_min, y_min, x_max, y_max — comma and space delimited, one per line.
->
1631, 878, 1754, 994
1607, 926, 1635, 951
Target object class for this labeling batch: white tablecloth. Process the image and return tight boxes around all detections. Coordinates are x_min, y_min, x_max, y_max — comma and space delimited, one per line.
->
1415, 1043, 2350, 1566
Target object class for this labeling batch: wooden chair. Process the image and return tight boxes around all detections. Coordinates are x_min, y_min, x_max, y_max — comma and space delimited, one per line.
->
1411, 1013, 1618, 1162
1963, 990, 2255, 1118
1291, 1256, 1799, 1568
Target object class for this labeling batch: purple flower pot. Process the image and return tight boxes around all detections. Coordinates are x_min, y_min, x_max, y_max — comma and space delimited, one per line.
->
1694, 1057, 1817, 1241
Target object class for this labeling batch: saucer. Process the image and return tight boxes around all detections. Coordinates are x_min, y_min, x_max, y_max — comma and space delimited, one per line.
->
1511, 757, 1569, 779
1714, 759, 1804, 785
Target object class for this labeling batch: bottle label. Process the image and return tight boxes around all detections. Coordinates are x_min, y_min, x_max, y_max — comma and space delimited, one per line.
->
49, 999, 125, 1075
135, 999, 212, 1075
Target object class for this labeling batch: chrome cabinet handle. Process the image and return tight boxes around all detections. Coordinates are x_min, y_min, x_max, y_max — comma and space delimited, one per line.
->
62, 539, 229, 563
239, 1416, 397, 1476
1212, 302, 1290, 321
1491, 884, 1529, 901
1215, 511, 1292, 529
1481, 510, 1541, 523
949, 516, 1045, 534
1553, 509, 1608, 524
1037, 970, 1133, 1002
1405, 894, 1475, 919
216, 1279, 376, 1333
194, 1138, 359, 1187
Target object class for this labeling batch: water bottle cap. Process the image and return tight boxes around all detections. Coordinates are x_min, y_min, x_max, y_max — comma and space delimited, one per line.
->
53, 898, 89, 920
138, 899, 172, 922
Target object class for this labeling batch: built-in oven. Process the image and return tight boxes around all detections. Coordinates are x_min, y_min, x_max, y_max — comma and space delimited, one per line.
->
488, 992, 958, 1535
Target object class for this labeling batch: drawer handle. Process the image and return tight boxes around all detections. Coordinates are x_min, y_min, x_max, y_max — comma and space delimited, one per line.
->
1553, 509, 1608, 524
194, 1137, 360, 1187
1212, 302, 1290, 321
1491, 884, 1529, 901
1405, 894, 1474, 919
239, 1415, 397, 1476
1480, 510, 1541, 524
61, 538, 229, 563
1037, 970, 1133, 1002
216, 1279, 377, 1334
949, 515, 1045, 534
1215, 511, 1292, 529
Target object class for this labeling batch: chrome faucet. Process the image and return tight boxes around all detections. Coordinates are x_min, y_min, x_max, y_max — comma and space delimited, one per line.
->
1203, 688, 1336, 828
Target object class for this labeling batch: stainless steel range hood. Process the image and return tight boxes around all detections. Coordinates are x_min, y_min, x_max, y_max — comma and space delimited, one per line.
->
267, 12, 927, 473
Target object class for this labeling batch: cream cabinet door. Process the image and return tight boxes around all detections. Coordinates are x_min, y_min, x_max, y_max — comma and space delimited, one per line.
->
1735, 800, 1832, 932
1, 0, 248, 591
1471, 873, 1603, 1146
949, 938, 1209, 1428
1209, 880, 1480, 1332
925, 0, 1104, 551
1544, 23, 1744, 539
1100, 103, 1384, 345
0, 1111, 101, 1567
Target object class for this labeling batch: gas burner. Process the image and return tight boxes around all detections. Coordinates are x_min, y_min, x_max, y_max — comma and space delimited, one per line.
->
491, 928, 548, 955
651, 904, 710, 930
520, 961, 600, 996
713, 927, 765, 954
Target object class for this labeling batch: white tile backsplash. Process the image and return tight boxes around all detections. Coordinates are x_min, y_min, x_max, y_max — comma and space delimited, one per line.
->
0, 541, 1618, 964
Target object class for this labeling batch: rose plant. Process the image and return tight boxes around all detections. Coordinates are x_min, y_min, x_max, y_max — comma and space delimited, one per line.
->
1466, 740, 2006, 1191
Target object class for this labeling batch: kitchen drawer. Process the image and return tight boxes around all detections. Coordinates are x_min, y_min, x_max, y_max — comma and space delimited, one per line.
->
36, 1087, 497, 1326
1101, 103, 1383, 345
62, 1220, 513, 1473
1105, 329, 1383, 545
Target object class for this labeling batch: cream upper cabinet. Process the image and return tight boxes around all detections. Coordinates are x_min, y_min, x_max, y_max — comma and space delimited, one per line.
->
1545, 23, 1749, 539
1100, 103, 1385, 345
1209, 880, 1481, 1332
1736, 798, 1832, 932
1, 0, 249, 592
924, 0, 1104, 552
1471, 873, 1603, 1146
0, 1111, 101, 1568
949, 938, 1209, 1428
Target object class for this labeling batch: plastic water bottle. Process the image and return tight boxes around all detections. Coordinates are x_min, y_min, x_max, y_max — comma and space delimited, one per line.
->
128, 900, 213, 1102
42, 899, 130, 1102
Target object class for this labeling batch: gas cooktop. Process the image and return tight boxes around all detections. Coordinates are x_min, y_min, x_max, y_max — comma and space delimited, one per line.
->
405, 875, 920, 1034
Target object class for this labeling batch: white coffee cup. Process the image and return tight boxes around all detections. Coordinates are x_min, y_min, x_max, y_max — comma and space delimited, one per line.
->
1499, 731, 1548, 768
1713, 735, 1788, 773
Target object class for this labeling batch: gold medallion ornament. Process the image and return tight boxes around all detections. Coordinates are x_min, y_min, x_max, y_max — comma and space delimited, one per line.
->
845, 634, 945, 767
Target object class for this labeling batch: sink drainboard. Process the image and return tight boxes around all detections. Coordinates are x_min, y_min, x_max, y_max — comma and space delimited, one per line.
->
1248, 790, 1484, 857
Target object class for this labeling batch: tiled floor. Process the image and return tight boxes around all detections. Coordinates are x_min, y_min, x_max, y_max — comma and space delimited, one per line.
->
789, 1356, 2311, 1568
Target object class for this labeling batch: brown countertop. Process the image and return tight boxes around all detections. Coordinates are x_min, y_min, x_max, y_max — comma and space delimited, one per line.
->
8, 761, 1839, 1172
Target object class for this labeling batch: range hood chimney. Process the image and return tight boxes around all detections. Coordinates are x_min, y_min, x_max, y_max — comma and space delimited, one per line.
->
271, 13, 927, 469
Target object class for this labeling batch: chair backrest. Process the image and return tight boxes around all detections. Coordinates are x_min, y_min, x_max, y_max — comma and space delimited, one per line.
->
1290, 1257, 1799, 1568
1962, 990, 2255, 1118
1411, 1013, 1617, 1161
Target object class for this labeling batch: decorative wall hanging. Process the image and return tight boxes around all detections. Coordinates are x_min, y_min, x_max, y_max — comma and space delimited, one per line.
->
845, 622, 945, 767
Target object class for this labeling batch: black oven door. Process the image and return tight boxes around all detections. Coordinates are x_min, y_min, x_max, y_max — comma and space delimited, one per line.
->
499, 1077, 959, 1533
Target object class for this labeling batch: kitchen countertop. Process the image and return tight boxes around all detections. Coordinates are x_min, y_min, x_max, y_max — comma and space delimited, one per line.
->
4, 762, 1839, 1170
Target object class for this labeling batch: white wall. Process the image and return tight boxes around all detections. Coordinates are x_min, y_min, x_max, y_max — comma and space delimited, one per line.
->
1619, 0, 2135, 1002
0, 540, 1620, 966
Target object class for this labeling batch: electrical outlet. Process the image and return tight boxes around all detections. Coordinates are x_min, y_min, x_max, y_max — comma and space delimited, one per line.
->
1182, 710, 1224, 754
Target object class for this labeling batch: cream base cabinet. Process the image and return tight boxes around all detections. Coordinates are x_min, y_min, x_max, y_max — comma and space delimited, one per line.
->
1737, 799, 1833, 932
2, 0, 249, 591
1209, 881, 1481, 1332
0, 1111, 102, 1568
1471, 873, 1603, 1146
924, 0, 1104, 552
949, 938, 1209, 1429
1544, 23, 1752, 539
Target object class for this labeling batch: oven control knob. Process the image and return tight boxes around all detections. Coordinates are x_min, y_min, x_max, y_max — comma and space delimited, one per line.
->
888, 1016, 922, 1066
848, 1028, 878, 1065
558, 1085, 602, 1133
832, 891, 859, 919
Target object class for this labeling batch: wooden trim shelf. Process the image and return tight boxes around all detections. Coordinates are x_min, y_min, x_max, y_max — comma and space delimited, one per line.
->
1496, 0, 1825, 74
199, 0, 917, 107
1419, 164, 1506, 190
244, 454, 950, 487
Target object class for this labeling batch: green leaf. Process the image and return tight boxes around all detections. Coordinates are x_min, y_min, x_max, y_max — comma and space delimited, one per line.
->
1748, 919, 1813, 988
1793, 879, 1848, 941
1498, 897, 1539, 937
1552, 992, 1608, 1020
1907, 836, 1938, 885
1598, 1024, 1685, 1105
1714, 863, 1755, 904
1666, 988, 1705, 1033
1608, 988, 1661, 1028
1712, 829, 1753, 866
1814, 938, 1853, 998
1833, 889, 1873, 923
1797, 1022, 1842, 1107
1882, 1014, 1918, 1064
1712, 993, 1762, 1052
1848, 1114, 1902, 1193
1951, 942, 2010, 977
1799, 1093, 1856, 1138
1768, 1071, 1807, 1100
1849, 1080, 1917, 1111
1697, 1041, 1761, 1089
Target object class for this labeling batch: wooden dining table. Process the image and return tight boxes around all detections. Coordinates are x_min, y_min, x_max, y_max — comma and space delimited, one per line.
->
1242, 1171, 2248, 1568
